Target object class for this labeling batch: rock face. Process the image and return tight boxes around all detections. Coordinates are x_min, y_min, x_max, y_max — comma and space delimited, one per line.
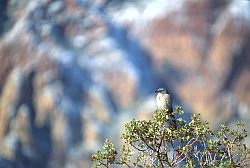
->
0, 0, 249, 167
139, 0, 250, 125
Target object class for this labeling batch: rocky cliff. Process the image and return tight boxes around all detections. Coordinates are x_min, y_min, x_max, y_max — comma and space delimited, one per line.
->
0, 0, 249, 167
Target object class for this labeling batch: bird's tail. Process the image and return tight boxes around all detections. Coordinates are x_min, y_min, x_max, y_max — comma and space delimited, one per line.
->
170, 106, 177, 129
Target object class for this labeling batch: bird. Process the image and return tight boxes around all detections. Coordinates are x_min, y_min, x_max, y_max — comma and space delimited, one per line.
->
155, 88, 173, 112
155, 88, 176, 128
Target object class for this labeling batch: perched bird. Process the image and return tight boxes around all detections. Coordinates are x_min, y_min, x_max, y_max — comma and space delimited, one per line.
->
155, 88, 173, 112
155, 88, 176, 127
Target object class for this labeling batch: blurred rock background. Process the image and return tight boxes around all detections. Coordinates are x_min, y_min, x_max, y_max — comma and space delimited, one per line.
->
0, 0, 249, 167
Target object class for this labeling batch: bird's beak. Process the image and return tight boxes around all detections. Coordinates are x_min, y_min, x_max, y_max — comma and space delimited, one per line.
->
155, 90, 159, 93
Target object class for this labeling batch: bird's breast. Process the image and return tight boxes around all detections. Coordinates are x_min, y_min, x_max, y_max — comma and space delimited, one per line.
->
156, 94, 172, 110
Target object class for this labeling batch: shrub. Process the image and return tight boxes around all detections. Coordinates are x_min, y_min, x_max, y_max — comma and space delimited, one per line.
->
92, 106, 250, 167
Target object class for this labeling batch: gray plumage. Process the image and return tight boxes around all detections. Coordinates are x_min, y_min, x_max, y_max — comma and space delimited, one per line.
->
155, 88, 176, 128
155, 88, 173, 112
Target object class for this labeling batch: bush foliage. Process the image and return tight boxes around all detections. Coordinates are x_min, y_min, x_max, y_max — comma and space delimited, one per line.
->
92, 106, 250, 167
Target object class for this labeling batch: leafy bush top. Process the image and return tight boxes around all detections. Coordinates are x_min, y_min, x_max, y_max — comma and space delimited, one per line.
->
92, 106, 250, 167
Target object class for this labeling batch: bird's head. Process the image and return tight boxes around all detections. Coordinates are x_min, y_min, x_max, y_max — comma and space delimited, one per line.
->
155, 88, 169, 94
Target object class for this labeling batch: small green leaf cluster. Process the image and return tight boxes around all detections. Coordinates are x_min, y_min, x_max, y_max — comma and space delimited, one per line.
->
92, 106, 250, 167
92, 139, 117, 167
